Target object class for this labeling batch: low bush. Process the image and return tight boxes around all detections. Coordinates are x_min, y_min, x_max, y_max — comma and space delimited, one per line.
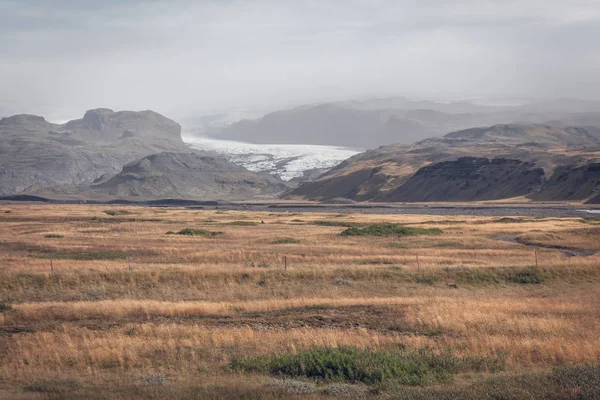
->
44, 234, 64, 239
341, 224, 442, 237
0, 300, 12, 312
168, 228, 224, 236
103, 209, 133, 216
512, 266, 545, 284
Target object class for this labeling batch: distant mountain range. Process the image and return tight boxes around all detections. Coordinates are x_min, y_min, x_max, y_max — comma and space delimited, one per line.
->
211, 97, 600, 148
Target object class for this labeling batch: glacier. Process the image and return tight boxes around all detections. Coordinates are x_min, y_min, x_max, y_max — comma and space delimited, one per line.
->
182, 134, 358, 181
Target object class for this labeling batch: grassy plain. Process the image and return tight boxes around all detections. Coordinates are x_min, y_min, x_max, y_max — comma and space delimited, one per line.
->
0, 204, 599, 399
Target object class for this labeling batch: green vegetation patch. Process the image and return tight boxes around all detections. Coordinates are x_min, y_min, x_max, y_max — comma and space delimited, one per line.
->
44, 234, 64, 239
224, 221, 260, 226
314, 220, 359, 227
341, 224, 442, 237
103, 209, 134, 216
511, 266, 545, 284
231, 346, 505, 386
271, 237, 301, 244
167, 228, 224, 236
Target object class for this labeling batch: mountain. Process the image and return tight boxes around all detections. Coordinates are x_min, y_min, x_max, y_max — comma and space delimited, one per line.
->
285, 124, 600, 202
209, 98, 600, 149
30, 152, 288, 200
0, 109, 187, 195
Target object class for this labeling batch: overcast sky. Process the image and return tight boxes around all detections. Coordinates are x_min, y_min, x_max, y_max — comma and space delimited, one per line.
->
1, 0, 600, 121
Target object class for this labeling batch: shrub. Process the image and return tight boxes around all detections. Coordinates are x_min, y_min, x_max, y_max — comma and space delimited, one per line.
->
0, 300, 12, 312
169, 228, 223, 236
341, 224, 442, 237
291, 219, 304, 223
512, 266, 545, 284
103, 209, 133, 216
4, 210, 11, 214
44, 234, 64, 239
271, 237, 301, 244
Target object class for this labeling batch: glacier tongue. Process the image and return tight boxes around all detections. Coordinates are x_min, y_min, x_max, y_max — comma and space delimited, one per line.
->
182, 134, 358, 181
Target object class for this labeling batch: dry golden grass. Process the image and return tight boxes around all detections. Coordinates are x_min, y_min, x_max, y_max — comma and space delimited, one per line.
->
0, 204, 599, 398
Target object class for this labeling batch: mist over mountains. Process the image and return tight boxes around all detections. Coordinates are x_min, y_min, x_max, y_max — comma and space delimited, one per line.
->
1, 96, 600, 204
208, 97, 600, 148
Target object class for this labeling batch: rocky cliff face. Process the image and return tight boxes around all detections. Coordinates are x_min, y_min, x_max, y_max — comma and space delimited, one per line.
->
532, 163, 600, 201
0, 109, 187, 195
380, 157, 544, 202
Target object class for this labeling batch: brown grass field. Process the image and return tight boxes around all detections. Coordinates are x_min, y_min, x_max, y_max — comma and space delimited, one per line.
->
0, 204, 599, 399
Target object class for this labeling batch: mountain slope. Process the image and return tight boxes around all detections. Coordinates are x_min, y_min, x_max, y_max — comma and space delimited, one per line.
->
83, 152, 288, 199
285, 124, 600, 202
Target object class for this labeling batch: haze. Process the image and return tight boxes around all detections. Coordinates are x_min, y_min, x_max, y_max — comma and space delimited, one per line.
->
1, 0, 600, 121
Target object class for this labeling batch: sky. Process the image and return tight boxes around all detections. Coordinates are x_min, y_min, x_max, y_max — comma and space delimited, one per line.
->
1, 0, 600, 121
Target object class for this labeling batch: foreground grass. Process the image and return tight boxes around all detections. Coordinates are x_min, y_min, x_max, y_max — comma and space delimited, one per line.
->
0, 204, 599, 399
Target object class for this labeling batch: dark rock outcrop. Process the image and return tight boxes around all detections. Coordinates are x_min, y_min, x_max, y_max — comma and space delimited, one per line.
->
533, 163, 600, 201
380, 157, 545, 202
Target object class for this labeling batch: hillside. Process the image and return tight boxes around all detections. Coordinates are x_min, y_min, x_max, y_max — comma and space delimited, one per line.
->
84, 152, 288, 199
286, 124, 600, 202
0, 109, 187, 195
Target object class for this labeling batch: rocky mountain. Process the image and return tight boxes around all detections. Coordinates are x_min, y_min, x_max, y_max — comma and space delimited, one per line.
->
210, 98, 600, 149
286, 124, 600, 202
0, 109, 187, 195
31, 152, 288, 200
1, 109, 289, 200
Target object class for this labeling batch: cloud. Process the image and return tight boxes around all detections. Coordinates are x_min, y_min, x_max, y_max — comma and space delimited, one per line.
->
1, 0, 599, 121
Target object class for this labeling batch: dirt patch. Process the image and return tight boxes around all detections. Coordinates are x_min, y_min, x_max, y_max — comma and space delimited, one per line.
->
1, 305, 421, 336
